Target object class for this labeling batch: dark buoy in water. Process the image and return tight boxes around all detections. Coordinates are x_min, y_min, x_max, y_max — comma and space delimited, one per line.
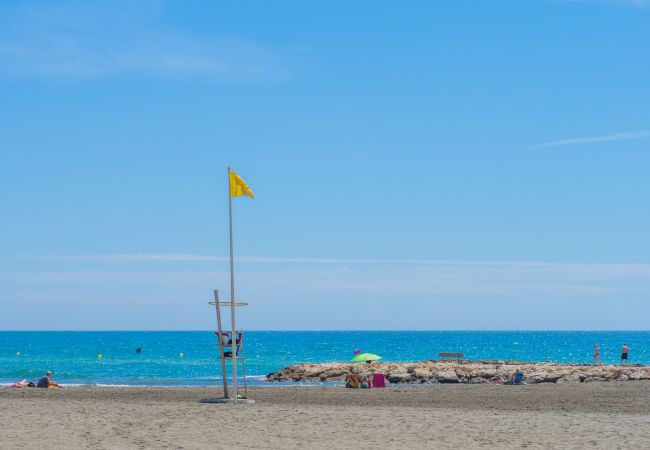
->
135, 347, 142, 354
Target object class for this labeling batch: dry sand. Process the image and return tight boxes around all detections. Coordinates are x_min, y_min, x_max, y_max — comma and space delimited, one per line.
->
2, 382, 650, 449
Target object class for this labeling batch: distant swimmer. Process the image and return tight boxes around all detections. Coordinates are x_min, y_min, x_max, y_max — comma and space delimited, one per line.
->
593, 343, 601, 365
621, 344, 629, 366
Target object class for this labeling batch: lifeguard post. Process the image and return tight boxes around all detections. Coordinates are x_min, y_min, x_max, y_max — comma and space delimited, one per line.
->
200, 289, 253, 404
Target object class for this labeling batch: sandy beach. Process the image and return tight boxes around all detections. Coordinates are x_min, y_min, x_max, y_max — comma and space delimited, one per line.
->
2, 382, 650, 449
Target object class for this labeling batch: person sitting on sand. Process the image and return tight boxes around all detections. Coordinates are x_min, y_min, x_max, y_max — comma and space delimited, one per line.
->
593, 343, 601, 365
621, 344, 629, 366
217, 332, 235, 357
509, 370, 524, 385
36, 371, 61, 388
346, 373, 361, 388
36, 371, 51, 388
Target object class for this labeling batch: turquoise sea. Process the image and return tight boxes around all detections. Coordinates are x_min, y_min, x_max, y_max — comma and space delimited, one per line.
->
1, 331, 648, 386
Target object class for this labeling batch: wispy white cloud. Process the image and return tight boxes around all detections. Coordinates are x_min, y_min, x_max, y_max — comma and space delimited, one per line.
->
9, 255, 650, 297
528, 130, 650, 150
558, 0, 650, 8
0, 2, 286, 82
19, 253, 650, 274
21, 253, 228, 262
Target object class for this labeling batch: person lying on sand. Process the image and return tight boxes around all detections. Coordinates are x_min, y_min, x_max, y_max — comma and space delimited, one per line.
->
36, 371, 61, 388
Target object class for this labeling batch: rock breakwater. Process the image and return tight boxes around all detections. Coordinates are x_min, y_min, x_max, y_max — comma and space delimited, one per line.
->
266, 360, 650, 384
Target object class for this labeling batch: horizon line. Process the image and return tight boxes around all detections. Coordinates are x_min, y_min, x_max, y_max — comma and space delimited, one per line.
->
2, 329, 650, 332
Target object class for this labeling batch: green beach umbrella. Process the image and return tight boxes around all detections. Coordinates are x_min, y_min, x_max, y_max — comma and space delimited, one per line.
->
351, 353, 382, 362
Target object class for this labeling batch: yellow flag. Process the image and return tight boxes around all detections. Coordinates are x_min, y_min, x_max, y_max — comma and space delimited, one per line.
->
229, 169, 255, 198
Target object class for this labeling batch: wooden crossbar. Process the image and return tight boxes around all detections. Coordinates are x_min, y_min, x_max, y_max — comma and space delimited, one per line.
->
208, 302, 248, 306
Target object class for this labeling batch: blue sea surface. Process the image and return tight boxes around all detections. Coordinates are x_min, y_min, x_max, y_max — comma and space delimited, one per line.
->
1, 331, 648, 386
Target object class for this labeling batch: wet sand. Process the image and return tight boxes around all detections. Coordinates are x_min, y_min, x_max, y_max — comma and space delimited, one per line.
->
2, 382, 650, 449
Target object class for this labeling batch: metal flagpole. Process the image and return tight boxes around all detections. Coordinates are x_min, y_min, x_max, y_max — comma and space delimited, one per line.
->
213, 289, 229, 399
228, 167, 238, 404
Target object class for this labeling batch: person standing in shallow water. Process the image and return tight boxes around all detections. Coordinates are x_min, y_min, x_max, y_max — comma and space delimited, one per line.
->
621, 344, 629, 366
593, 344, 601, 365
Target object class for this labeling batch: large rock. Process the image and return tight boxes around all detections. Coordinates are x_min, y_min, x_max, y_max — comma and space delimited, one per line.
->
583, 376, 606, 383
473, 367, 497, 379
629, 370, 650, 381
412, 367, 434, 380
469, 377, 488, 384
437, 370, 459, 383
387, 372, 412, 383
556, 373, 581, 383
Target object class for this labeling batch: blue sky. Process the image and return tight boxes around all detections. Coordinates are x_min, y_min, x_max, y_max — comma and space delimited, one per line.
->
1, 0, 650, 330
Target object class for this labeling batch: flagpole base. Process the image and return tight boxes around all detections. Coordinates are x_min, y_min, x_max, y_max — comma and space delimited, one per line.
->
199, 397, 255, 404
